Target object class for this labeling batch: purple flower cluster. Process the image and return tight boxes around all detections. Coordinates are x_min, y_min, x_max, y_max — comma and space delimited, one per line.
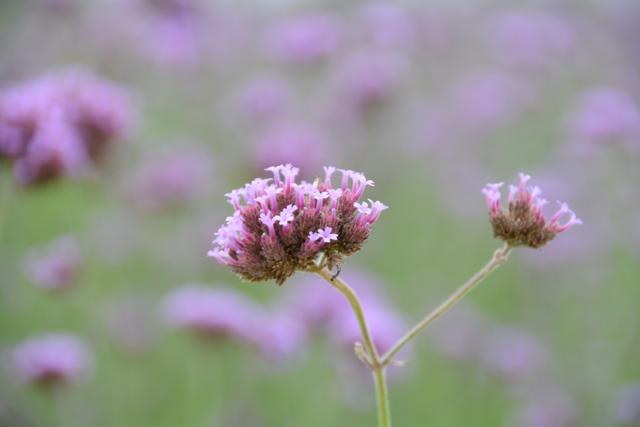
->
254, 122, 328, 172
10, 333, 91, 388
488, 11, 574, 67
286, 270, 406, 356
162, 285, 262, 343
482, 173, 582, 248
24, 235, 82, 292
208, 164, 387, 284
429, 304, 576, 426
129, 147, 212, 212
568, 89, 640, 148
266, 13, 342, 64
614, 383, 640, 425
0, 69, 132, 186
332, 49, 407, 112
162, 284, 307, 359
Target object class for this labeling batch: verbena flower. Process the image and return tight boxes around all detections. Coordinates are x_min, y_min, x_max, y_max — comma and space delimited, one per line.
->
162, 285, 263, 344
129, 147, 212, 212
0, 69, 132, 185
11, 333, 91, 388
208, 164, 387, 284
24, 235, 82, 292
614, 383, 640, 425
568, 89, 640, 147
235, 74, 291, 125
266, 13, 341, 64
482, 173, 582, 248
332, 49, 407, 111
488, 11, 574, 67
254, 122, 328, 172
480, 327, 547, 383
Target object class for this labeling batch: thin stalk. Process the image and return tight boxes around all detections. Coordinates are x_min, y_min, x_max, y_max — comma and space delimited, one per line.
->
380, 243, 512, 366
316, 267, 380, 364
315, 267, 391, 427
373, 368, 391, 427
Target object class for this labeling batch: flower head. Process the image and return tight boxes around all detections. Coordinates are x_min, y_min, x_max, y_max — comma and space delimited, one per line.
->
482, 173, 582, 248
208, 165, 386, 284
162, 285, 263, 344
24, 235, 82, 292
11, 333, 91, 388
0, 69, 133, 186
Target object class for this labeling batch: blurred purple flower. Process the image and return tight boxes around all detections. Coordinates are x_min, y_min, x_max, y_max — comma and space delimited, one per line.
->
511, 391, 577, 427
10, 333, 91, 388
129, 0, 203, 66
330, 301, 405, 355
0, 69, 133, 185
257, 311, 307, 360
332, 49, 407, 112
359, 2, 416, 49
24, 235, 81, 292
254, 122, 328, 172
266, 13, 342, 64
481, 327, 547, 383
428, 303, 490, 362
139, 13, 201, 67
286, 270, 405, 356
162, 285, 263, 344
235, 75, 292, 125
567, 89, 640, 149
449, 70, 533, 132
106, 295, 159, 354
129, 147, 213, 212
614, 383, 640, 425
285, 275, 350, 328
488, 11, 574, 67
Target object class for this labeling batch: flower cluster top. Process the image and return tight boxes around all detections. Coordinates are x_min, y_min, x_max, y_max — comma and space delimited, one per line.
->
482, 173, 582, 248
208, 164, 387, 284
0, 69, 132, 185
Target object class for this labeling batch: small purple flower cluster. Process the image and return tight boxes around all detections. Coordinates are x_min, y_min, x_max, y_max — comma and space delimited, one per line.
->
162, 270, 404, 362
162, 285, 264, 344
129, 147, 212, 212
429, 304, 576, 427
24, 235, 82, 292
266, 13, 342, 64
286, 271, 406, 356
0, 69, 132, 185
11, 333, 91, 388
482, 173, 582, 248
208, 164, 387, 284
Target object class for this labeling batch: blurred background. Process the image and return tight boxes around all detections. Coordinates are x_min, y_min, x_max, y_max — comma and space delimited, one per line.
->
1, 0, 639, 426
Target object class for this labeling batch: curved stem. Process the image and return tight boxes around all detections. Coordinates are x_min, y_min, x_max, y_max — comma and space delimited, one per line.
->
316, 267, 380, 363
315, 267, 391, 427
380, 244, 512, 366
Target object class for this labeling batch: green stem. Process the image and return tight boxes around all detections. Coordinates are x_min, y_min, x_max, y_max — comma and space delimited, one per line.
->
315, 267, 391, 427
316, 267, 380, 364
380, 243, 512, 366
373, 368, 391, 427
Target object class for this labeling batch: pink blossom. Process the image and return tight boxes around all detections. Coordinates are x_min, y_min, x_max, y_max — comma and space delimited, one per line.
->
332, 49, 407, 111
254, 121, 329, 172
488, 11, 574, 67
0, 69, 133, 186
162, 285, 263, 344
482, 172, 582, 248
235, 74, 291, 125
568, 89, 640, 147
24, 235, 81, 292
11, 333, 91, 388
266, 13, 342, 64
208, 164, 386, 284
